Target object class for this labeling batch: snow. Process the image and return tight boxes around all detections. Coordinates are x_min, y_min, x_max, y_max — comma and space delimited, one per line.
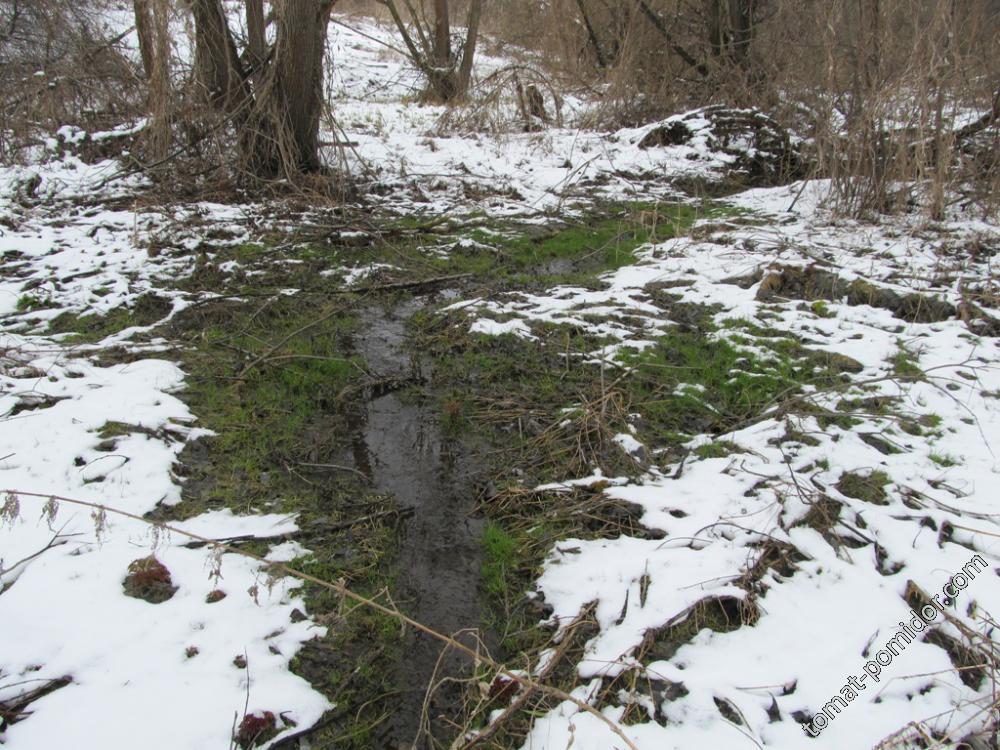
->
0, 333, 330, 747
325, 22, 730, 219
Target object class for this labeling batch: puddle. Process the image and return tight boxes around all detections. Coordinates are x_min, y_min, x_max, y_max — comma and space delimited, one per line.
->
351, 296, 490, 749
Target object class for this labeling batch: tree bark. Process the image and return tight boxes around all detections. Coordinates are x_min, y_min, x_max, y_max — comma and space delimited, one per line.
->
382, 0, 478, 102
149, 0, 171, 159
133, 0, 157, 81
575, 0, 608, 69
455, 0, 482, 96
275, 0, 333, 172
706, 0, 724, 59
133, 0, 171, 160
433, 0, 450, 67
727, 0, 757, 72
188, 0, 248, 113
245, 0, 267, 76
245, 0, 334, 176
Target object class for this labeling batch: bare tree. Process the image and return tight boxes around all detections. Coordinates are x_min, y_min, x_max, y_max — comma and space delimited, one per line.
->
137, 0, 337, 180
379, 0, 483, 102
245, 0, 336, 174
133, 0, 172, 160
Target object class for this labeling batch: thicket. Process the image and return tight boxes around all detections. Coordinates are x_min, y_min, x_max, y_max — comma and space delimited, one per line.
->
0, 0, 996, 215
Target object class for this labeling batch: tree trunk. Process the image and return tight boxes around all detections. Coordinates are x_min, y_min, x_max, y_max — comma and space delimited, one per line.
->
727, 0, 756, 72
455, 0, 482, 96
275, 0, 333, 172
133, 0, 171, 161
433, 0, 451, 68
382, 0, 478, 102
574, 0, 608, 69
189, 0, 248, 113
149, 0, 171, 159
245, 0, 267, 77
133, 0, 156, 80
244, 0, 334, 176
706, 0, 724, 59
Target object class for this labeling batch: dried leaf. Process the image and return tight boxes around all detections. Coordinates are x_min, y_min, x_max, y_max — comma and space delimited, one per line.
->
41, 497, 60, 530
1, 493, 20, 527
91, 505, 108, 545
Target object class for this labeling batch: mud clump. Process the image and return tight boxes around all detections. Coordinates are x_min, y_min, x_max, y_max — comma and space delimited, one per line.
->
122, 556, 177, 604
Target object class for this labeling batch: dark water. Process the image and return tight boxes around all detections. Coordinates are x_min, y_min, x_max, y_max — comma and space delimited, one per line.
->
352, 297, 488, 749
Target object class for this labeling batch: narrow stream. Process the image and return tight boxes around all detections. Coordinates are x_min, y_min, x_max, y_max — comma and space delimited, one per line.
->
351, 296, 489, 749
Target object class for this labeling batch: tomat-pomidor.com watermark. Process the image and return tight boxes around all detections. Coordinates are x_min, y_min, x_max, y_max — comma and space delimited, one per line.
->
801, 554, 989, 738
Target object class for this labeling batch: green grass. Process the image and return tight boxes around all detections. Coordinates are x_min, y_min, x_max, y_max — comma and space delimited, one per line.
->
481, 521, 518, 604
619, 324, 847, 443
929, 453, 959, 467
891, 347, 924, 379
693, 440, 741, 459
155, 288, 403, 747
811, 300, 834, 318
16, 293, 52, 312
836, 470, 891, 505
478, 519, 555, 655
47, 293, 172, 343
323, 201, 746, 289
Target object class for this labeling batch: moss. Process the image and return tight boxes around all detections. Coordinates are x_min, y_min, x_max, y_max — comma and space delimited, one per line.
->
122, 556, 177, 604
836, 470, 891, 505
929, 453, 959, 467
693, 440, 740, 459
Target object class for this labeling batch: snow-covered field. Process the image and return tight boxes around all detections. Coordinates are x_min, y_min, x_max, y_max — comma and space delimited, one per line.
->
1, 12, 998, 750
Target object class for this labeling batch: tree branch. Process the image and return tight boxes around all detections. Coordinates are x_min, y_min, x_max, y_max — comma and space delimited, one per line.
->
634, 0, 710, 78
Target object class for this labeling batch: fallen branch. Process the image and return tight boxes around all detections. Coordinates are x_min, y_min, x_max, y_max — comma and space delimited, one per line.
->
238, 296, 362, 378
297, 461, 371, 481
634, 0, 709, 78
181, 530, 298, 550
954, 86, 1000, 144
0, 526, 78, 583
347, 272, 472, 294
